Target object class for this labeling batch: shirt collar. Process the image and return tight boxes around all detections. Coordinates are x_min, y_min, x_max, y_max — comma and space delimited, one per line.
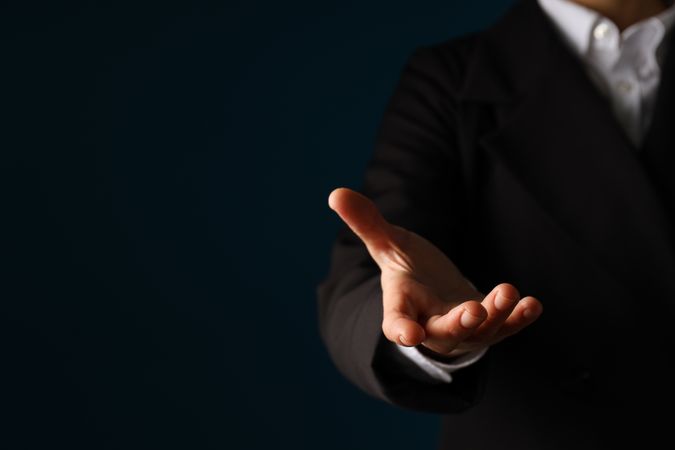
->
538, 0, 675, 57
655, 2, 675, 31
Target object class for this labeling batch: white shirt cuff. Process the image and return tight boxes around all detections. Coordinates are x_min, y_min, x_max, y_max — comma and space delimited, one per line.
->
395, 344, 489, 383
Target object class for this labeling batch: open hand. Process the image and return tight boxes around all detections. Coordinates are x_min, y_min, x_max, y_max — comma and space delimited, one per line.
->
328, 187, 543, 359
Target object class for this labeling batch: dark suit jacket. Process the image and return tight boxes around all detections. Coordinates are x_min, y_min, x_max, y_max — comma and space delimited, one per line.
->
317, 0, 675, 448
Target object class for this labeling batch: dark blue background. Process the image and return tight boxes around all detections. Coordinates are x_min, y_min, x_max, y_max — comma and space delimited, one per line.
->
3, 1, 514, 448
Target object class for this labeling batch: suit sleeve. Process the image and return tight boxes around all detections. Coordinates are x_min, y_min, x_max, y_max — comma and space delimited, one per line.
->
316, 44, 489, 414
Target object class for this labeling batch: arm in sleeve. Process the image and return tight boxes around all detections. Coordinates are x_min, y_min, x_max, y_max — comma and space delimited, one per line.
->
316, 43, 490, 414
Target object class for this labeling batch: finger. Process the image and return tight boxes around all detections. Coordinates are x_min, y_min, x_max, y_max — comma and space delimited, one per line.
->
381, 280, 427, 346
328, 188, 402, 262
490, 296, 543, 343
470, 283, 520, 341
421, 300, 488, 355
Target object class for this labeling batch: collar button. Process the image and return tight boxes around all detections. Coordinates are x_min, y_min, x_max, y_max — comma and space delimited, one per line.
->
593, 22, 611, 40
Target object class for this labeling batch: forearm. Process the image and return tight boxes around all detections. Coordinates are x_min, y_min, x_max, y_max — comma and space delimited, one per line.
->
317, 43, 491, 414
317, 263, 490, 413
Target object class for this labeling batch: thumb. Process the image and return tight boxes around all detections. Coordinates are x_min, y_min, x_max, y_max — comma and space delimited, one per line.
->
328, 187, 401, 260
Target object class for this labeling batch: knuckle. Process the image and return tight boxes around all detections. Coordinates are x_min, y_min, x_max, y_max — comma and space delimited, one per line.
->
464, 301, 488, 318
443, 322, 473, 341
497, 282, 520, 298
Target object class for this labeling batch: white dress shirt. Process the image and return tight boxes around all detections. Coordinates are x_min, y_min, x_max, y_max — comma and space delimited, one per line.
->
395, 0, 675, 383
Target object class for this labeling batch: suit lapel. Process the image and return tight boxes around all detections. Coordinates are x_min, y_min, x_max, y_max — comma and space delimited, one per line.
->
458, 0, 675, 300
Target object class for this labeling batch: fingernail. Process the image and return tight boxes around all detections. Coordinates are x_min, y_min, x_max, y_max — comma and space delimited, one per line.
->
494, 291, 514, 311
523, 308, 535, 319
460, 310, 483, 328
399, 334, 410, 346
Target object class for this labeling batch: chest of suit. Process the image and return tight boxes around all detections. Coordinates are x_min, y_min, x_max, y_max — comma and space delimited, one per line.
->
433, 1, 675, 445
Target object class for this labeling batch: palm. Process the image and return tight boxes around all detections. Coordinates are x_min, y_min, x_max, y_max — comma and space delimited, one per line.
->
380, 225, 481, 303
328, 187, 542, 357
